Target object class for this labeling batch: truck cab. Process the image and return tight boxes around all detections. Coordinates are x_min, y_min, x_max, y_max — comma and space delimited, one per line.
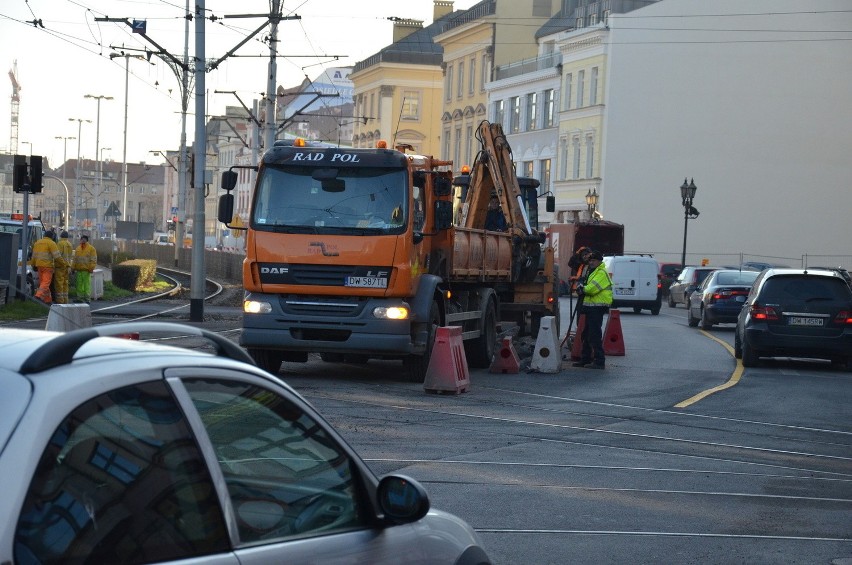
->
0, 213, 45, 297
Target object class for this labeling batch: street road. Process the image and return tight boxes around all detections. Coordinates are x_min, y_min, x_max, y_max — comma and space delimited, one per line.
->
274, 299, 852, 565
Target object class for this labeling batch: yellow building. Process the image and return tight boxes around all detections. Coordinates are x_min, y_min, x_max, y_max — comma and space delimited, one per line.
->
350, 2, 457, 156
434, 0, 558, 171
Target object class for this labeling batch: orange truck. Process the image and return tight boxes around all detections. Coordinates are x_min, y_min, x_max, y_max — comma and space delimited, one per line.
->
218, 120, 558, 380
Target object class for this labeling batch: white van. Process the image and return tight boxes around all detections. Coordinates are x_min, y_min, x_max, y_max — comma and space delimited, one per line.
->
602, 255, 662, 315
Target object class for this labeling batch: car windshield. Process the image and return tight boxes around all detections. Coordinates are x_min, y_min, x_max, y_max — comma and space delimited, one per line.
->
715, 271, 759, 286
252, 165, 407, 236
760, 276, 851, 303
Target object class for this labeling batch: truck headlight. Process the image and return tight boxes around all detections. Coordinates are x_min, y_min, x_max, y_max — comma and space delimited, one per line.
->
373, 306, 409, 320
244, 300, 272, 314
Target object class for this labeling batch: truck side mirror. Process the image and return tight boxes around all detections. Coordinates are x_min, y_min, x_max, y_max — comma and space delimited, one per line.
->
434, 200, 453, 230
218, 193, 234, 225
221, 170, 237, 191
546, 195, 555, 212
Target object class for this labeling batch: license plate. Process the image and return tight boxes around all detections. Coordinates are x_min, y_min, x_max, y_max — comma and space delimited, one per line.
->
615, 288, 635, 296
345, 276, 387, 288
788, 317, 823, 326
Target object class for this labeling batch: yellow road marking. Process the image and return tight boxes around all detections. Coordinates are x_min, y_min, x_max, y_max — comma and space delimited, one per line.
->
674, 331, 743, 408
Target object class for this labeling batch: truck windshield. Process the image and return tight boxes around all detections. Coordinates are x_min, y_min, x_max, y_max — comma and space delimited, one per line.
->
252, 166, 407, 235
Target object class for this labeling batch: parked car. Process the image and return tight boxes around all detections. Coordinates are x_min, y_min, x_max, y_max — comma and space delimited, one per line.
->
734, 268, 852, 369
658, 262, 683, 297
687, 269, 760, 329
667, 266, 717, 307
742, 261, 789, 272
808, 266, 852, 289
603, 254, 662, 314
0, 323, 491, 565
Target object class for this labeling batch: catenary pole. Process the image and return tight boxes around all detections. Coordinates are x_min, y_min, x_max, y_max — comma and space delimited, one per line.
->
190, 0, 206, 321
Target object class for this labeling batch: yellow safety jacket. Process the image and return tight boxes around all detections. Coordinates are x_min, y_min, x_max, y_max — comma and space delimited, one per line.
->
72, 243, 98, 272
58, 238, 73, 266
29, 237, 68, 270
583, 263, 613, 307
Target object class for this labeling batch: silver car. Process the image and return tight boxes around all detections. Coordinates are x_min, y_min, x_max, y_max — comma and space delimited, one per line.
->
0, 323, 490, 565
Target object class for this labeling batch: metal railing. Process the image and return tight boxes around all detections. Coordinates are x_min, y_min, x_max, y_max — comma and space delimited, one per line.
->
495, 52, 562, 81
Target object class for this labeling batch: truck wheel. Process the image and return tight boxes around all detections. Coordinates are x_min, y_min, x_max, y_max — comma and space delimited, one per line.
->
403, 300, 439, 383
465, 299, 497, 368
249, 348, 284, 374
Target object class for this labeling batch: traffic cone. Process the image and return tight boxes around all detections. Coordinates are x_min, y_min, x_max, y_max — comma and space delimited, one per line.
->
423, 326, 470, 394
490, 336, 520, 373
530, 316, 561, 373
603, 309, 626, 356
571, 314, 586, 361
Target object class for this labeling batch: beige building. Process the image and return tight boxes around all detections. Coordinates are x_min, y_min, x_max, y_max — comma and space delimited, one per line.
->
350, 2, 457, 155
434, 0, 558, 171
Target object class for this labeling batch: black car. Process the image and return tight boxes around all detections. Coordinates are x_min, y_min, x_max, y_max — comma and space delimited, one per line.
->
734, 268, 852, 369
687, 269, 760, 329
667, 266, 717, 307
659, 262, 682, 297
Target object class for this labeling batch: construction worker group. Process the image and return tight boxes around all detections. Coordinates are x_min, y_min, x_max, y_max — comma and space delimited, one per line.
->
29, 231, 98, 305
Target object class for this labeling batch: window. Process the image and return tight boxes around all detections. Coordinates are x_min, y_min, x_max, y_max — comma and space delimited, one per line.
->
16, 382, 228, 564
465, 125, 473, 166
540, 159, 551, 196
523, 161, 534, 179
564, 74, 572, 111
589, 13, 598, 26
469, 57, 476, 95
543, 89, 555, 128
590, 67, 599, 105
560, 138, 569, 180
577, 70, 585, 108
586, 136, 595, 178
480, 53, 489, 91
402, 91, 420, 120
184, 378, 367, 544
576, 17, 583, 28
443, 128, 451, 160
526, 93, 538, 131
457, 61, 464, 99
509, 96, 520, 133
573, 138, 581, 179
445, 65, 453, 102
370, 93, 375, 118
494, 99, 505, 128
454, 127, 462, 165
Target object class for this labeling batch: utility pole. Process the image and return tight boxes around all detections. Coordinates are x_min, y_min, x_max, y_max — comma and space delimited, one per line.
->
84, 94, 113, 238
264, 0, 283, 151
190, 0, 206, 322
54, 135, 75, 228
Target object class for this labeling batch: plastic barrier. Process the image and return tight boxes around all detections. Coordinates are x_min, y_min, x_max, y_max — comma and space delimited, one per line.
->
91, 268, 104, 300
603, 309, 626, 356
570, 313, 586, 361
423, 326, 470, 394
45, 303, 92, 332
490, 336, 520, 374
530, 316, 561, 373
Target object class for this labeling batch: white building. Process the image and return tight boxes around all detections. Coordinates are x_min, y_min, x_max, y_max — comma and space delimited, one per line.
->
600, 0, 852, 267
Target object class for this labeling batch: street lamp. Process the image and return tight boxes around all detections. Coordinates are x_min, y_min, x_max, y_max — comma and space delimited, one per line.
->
585, 187, 599, 219
85, 94, 114, 238
69, 118, 91, 230
679, 177, 699, 268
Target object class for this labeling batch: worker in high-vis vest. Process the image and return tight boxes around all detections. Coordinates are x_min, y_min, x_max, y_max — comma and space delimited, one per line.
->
29, 230, 68, 304
54, 231, 74, 304
72, 235, 98, 302
572, 250, 613, 369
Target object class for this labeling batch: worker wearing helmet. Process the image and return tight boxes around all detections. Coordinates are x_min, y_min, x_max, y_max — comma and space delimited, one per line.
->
573, 250, 613, 369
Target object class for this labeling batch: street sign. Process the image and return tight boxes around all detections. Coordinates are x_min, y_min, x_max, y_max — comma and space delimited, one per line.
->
104, 201, 121, 219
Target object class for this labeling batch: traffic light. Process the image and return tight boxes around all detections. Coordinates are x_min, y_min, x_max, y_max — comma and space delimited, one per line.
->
12, 155, 27, 193
29, 155, 43, 193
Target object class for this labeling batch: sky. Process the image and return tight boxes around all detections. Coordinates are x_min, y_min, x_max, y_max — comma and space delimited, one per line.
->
0, 0, 479, 169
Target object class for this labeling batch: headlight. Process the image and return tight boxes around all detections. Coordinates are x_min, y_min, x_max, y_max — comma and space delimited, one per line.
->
373, 306, 409, 320
244, 300, 272, 314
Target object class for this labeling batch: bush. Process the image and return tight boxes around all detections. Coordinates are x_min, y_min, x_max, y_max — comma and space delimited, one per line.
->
105, 251, 136, 268
112, 259, 157, 291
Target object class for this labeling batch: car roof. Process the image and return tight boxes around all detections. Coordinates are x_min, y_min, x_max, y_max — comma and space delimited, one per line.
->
762, 267, 845, 278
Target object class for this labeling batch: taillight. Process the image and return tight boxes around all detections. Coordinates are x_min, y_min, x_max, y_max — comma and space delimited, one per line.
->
750, 304, 779, 320
834, 311, 852, 325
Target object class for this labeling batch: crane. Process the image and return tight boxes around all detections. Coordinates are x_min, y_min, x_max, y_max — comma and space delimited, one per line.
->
9, 59, 20, 154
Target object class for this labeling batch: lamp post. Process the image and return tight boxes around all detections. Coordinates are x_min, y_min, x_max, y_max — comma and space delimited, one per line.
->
585, 187, 599, 219
679, 178, 699, 268
68, 118, 91, 231
85, 94, 114, 238
55, 136, 76, 227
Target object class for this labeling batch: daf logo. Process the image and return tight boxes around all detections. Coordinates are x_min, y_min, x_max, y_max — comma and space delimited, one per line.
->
260, 266, 289, 274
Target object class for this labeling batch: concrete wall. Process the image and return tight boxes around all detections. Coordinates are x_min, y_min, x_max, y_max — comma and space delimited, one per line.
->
600, 0, 852, 267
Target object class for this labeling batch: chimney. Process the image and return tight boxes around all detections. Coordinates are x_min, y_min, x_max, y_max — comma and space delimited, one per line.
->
434, 1, 454, 21
393, 18, 424, 42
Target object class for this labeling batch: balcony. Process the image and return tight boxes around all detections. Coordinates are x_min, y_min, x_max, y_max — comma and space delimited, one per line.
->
495, 52, 562, 81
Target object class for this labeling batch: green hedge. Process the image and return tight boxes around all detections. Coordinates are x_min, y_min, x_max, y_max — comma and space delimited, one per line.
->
112, 259, 157, 291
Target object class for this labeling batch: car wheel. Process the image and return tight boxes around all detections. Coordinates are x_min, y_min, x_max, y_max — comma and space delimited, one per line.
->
699, 307, 713, 330
651, 306, 660, 315
320, 352, 344, 363
633, 306, 642, 314
667, 293, 676, 308
734, 331, 742, 359
687, 304, 699, 327
741, 338, 760, 367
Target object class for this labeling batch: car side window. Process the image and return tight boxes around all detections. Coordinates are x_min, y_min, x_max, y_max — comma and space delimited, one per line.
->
15, 381, 229, 565
182, 378, 368, 545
